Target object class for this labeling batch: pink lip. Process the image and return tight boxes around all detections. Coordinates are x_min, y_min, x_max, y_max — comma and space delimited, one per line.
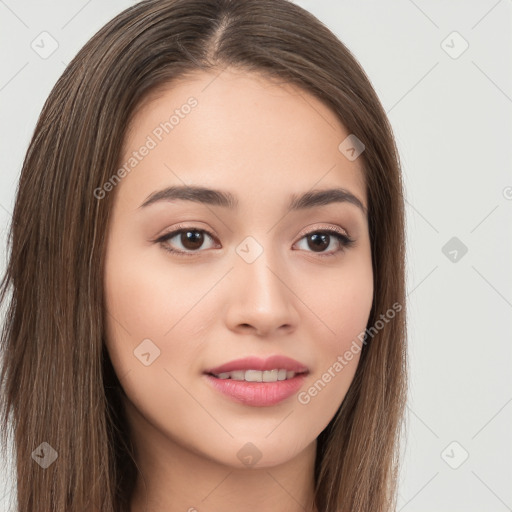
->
204, 373, 307, 407
205, 355, 308, 375
203, 355, 309, 407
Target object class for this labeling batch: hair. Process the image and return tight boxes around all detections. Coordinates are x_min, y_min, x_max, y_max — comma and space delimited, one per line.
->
0, 0, 407, 510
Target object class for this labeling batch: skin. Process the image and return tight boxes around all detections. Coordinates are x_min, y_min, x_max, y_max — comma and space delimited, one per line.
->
103, 68, 374, 512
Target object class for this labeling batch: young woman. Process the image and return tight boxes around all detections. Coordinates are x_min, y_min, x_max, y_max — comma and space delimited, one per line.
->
0, 1, 408, 511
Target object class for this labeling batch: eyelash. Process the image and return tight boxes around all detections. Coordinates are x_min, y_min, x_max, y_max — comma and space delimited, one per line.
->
156, 223, 355, 258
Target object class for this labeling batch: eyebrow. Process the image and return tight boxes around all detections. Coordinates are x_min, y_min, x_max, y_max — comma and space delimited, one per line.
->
139, 185, 367, 216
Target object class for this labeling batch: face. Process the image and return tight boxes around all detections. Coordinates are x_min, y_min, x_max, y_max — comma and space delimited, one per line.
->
103, 68, 373, 469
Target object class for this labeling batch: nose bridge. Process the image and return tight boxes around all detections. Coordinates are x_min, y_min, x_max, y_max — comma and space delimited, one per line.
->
236, 234, 285, 300
227, 233, 298, 332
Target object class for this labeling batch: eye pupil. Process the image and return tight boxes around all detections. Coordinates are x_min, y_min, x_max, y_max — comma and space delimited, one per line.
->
308, 233, 329, 252
182, 230, 204, 250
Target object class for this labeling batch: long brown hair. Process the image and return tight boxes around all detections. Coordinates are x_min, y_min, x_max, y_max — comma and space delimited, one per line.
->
0, 0, 407, 510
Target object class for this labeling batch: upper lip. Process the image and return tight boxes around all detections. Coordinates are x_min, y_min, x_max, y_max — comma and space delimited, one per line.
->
205, 355, 309, 375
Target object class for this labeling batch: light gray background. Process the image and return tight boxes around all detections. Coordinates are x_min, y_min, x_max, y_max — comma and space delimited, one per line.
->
1, 1, 511, 511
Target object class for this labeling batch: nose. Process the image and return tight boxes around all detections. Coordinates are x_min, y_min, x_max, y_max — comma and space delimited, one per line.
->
224, 245, 300, 337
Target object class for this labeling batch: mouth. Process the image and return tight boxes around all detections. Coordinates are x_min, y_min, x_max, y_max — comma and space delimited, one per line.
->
207, 369, 305, 382
203, 355, 309, 407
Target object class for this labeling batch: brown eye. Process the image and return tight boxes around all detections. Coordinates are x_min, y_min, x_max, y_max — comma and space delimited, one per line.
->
295, 229, 354, 256
157, 227, 217, 256
306, 232, 330, 252
178, 230, 205, 250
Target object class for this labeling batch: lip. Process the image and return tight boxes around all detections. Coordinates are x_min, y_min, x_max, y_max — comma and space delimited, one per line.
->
203, 355, 309, 407
204, 355, 309, 375
204, 373, 308, 407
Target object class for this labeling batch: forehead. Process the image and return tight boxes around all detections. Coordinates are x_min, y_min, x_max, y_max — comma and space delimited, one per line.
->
117, 68, 367, 210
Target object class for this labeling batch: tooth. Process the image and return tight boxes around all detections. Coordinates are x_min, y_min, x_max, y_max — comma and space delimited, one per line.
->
277, 369, 287, 381
214, 369, 297, 381
245, 370, 263, 382
262, 369, 278, 382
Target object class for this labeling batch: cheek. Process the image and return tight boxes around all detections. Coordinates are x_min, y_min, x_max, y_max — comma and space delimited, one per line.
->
293, 253, 373, 425
102, 247, 212, 431
327, 263, 373, 374
298, 252, 374, 347
102, 241, 210, 381
104, 240, 219, 340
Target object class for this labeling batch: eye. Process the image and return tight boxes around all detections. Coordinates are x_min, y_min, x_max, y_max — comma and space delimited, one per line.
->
156, 224, 355, 257
156, 225, 218, 256
294, 227, 355, 257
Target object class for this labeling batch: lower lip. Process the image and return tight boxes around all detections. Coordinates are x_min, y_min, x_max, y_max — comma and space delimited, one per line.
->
204, 373, 307, 407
